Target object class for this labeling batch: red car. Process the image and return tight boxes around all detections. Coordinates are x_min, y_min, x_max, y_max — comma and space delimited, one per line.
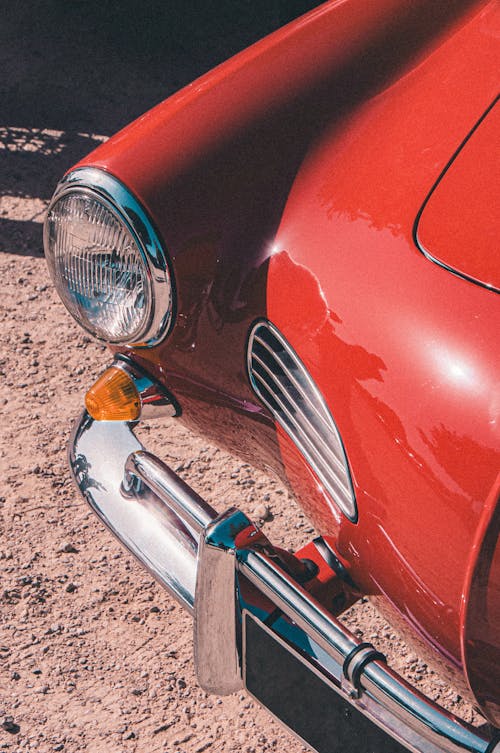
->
44, 1, 499, 751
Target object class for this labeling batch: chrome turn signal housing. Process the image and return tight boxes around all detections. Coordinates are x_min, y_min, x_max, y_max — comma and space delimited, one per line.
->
85, 358, 178, 422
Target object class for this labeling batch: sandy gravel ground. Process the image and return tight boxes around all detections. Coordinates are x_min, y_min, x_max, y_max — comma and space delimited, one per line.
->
0, 4, 483, 752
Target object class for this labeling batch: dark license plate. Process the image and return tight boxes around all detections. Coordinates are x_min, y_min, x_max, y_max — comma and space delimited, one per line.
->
243, 611, 407, 753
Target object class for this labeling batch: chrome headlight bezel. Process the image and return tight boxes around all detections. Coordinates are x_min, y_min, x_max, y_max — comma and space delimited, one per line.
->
44, 166, 174, 347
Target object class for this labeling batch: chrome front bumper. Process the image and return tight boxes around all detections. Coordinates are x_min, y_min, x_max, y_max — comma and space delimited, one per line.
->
69, 411, 498, 753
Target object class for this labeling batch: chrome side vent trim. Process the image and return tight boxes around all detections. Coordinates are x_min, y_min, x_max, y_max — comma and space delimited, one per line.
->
247, 321, 357, 522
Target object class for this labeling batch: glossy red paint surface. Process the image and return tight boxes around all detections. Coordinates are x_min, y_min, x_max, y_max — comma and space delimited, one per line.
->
417, 99, 500, 292
74, 0, 500, 722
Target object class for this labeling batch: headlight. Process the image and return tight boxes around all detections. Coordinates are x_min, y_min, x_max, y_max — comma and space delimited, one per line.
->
44, 168, 173, 345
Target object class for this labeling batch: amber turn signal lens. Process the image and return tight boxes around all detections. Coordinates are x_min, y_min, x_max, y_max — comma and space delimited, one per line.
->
85, 366, 141, 421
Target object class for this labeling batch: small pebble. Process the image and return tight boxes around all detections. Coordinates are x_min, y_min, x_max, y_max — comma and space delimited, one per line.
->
2, 716, 20, 734
60, 543, 78, 554
253, 503, 271, 521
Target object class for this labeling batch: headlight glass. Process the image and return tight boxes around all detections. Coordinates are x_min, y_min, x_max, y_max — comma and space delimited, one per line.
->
44, 168, 173, 346
46, 191, 151, 343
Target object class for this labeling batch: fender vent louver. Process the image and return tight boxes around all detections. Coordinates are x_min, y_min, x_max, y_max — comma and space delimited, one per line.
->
247, 321, 357, 522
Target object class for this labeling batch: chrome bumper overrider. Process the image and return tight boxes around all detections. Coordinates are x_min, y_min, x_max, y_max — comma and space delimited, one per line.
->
69, 411, 499, 753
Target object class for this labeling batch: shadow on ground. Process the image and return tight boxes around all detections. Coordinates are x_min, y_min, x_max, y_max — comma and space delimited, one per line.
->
0, 0, 318, 254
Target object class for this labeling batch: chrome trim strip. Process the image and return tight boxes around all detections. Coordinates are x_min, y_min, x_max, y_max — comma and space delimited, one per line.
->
247, 320, 357, 521
250, 367, 353, 502
413, 96, 499, 296
44, 166, 174, 346
252, 332, 353, 475
251, 351, 349, 478
69, 410, 494, 753
253, 334, 338, 442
